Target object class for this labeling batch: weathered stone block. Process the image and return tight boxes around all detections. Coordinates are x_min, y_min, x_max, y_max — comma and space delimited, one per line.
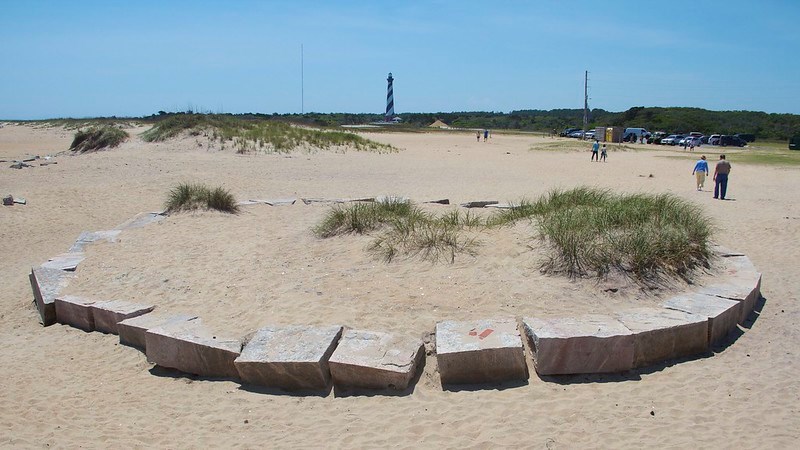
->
115, 212, 166, 230
68, 230, 121, 253
145, 319, 241, 379
41, 252, 85, 271
435, 318, 527, 385
235, 325, 343, 391
90, 300, 155, 334
29, 266, 75, 326
663, 293, 741, 346
328, 329, 423, 390
117, 312, 198, 350
523, 315, 634, 375
614, 307, 709, 368
54, 295, 97, 331
701, 278, 761, 325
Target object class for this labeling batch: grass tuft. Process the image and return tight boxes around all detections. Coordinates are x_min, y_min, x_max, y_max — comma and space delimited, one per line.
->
165, 183, 239, 214
69, 126, 129, 153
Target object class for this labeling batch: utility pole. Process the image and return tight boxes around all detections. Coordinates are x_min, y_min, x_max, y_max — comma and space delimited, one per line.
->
301, 44, 304, 114
583, 70, 589, 136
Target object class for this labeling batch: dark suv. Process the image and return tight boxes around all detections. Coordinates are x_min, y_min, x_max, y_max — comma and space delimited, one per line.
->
790, 136, 800, 150
719, 135, 746, 147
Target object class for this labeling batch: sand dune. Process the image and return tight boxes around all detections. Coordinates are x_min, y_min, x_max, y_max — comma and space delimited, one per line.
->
1, 124, 799, 448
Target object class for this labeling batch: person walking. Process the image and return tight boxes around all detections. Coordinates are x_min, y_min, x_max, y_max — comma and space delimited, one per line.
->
713, 154, 732, 200
600, 144, 607, 162
484, 129, 489, 142
692, 155, 709, 191
476, 131, 481, 142
591, 139, 600, 161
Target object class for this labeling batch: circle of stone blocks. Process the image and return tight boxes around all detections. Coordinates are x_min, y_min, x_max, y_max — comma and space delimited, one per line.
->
328, 329, 423, 390
435, 318, 528, 385
613, 307, 709, 368
117, 312, 198, 351
145, 319, 242, 379
234, 325, 343, 391
662, 293, 741, 347
523, 314, 635, 376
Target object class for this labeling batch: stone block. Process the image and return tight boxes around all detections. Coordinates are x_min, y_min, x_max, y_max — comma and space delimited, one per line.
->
663, 293, 741, 346
435, 318, 527, 385
614, 307, 709, 368
459, 200, 499, 208
145, 319, 241, 379
41, 252, 85, 271
701, 278, 761, 325
235, 325, 343, 391
54, 295, 97, 331
328, 329, 423, 390
523, 315, 634, 375
68, 230, 121, 253
117, 312, 198, 350
90, 300, 155, 334
29, 266, 75, 326
115, 212, 166, 230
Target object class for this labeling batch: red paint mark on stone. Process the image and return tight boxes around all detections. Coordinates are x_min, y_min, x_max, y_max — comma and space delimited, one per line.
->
468, 329, 477, 336
478, 329, 494, 340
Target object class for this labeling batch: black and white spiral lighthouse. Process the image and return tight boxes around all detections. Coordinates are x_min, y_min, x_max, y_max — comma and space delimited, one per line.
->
385, 72, 395, 122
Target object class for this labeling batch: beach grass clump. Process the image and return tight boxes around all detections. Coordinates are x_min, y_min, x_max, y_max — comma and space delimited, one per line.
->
142, 113, 397, 153
315, 200, 479, 263
164, 183, 239, 214
69, 126, 129, 153
530, 188, 713, 281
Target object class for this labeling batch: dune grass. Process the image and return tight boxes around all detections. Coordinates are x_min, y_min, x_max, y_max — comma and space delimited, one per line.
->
164, 183, 239, 214
314, 199, 480, 263
499, 187, 713, 281
69, 126, 129, 153
141, 114, 397, 153
315, 187, 713, 282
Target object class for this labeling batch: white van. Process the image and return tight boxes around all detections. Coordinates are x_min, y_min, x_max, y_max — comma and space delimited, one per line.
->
624, 127, 650, 142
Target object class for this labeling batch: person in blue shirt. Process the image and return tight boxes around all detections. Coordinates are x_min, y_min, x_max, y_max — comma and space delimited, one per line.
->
591, 140, 600, 161
692, 155, 709, 191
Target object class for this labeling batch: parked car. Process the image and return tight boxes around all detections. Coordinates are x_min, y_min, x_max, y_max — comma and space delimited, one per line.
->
624, 127, 650, 142
648, 131, 667, 144
561, 127, 582, 137
584, 130, 596, 140
568, 130, 585, 138
736, 133, 756, 142
661, 134, 685, 145
719, 135, 746, 147
790, 136, 800, 150
684, 136, 703, 147
708, 134, 721, 145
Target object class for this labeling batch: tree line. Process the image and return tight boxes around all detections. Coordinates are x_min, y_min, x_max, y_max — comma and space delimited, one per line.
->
144, 107, 800, 141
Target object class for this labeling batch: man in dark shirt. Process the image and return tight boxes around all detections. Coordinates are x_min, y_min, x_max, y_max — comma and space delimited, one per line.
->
713, 154, 732, 200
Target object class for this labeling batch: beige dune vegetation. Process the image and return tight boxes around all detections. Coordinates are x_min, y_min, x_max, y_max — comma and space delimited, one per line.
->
1, 121, 799, 448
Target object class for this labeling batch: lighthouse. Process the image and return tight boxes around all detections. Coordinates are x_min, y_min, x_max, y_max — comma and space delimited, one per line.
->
385, 72, 395, 122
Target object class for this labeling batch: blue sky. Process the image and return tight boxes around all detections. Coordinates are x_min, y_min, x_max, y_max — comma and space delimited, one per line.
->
1, 0, 798, 119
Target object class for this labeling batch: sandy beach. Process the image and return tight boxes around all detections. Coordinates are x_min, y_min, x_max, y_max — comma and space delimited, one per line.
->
2, 123, 799, 448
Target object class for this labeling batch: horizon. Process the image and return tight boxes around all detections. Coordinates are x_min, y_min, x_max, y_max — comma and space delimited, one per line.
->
2, 0, 798, 119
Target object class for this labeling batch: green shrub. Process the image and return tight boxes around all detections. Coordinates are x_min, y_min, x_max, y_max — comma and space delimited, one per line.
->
165, 183, 239, 214
69, 126, 128, 153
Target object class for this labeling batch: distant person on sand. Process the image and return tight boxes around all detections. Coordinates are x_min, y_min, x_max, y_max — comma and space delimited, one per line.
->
591, 139, 600, 161
484, 129, 489, 142
600, 144, 607, 162
713, 154, 732, 200
692, 155, 709, 191
477, 131, 481, 142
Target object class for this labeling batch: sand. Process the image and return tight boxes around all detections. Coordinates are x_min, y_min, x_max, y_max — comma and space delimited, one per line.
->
1, 123, 799, 448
